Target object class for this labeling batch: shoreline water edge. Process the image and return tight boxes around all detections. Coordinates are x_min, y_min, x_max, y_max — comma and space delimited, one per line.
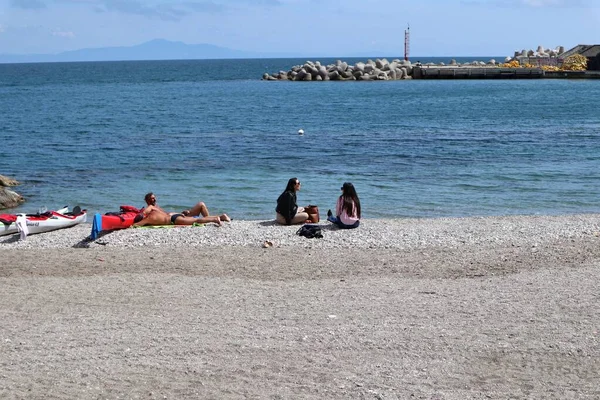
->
1, 213, 599, 249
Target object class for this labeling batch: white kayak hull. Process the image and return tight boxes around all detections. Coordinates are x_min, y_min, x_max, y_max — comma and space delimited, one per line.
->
0, 207, 87, 237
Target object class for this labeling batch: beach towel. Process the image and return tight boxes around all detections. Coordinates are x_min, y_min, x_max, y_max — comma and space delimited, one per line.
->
132, 223, 205, 229
90, 213, 102, 240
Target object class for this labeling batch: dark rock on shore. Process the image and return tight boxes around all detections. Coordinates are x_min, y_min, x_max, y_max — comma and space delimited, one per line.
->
0, 174, 25, 210
0, 174, 19, 187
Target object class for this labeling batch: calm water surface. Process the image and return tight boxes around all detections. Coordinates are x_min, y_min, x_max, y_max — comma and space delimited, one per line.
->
1, 59, 599, 219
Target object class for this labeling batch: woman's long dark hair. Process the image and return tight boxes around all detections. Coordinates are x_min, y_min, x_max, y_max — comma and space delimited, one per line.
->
285, 177, 299, 193
340, 182, 361, 218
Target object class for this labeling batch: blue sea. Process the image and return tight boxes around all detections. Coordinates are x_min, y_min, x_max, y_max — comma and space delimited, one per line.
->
1, 57, 599, 220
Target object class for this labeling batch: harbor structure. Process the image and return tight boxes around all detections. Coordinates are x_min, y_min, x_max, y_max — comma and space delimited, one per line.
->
412, 44, 600, 79
261, 44, 600, 81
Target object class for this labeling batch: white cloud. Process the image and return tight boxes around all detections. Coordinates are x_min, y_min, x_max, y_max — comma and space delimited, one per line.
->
52, 29, 75, 37
9, 0, 280, 20
10, 0, 47, 9
522, 0, 563, 6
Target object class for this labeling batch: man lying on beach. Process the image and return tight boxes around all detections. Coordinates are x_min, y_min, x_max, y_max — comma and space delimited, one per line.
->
139, 192, 230, 226
132, 207, 221, 227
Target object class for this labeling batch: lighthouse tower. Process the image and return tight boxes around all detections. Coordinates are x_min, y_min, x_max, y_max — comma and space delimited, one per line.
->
404, 25, 410, 61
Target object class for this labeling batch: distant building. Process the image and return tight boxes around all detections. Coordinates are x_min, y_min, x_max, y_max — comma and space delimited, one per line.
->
560, 45, 600, 71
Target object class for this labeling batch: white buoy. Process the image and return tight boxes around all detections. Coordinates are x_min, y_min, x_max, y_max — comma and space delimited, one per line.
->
298, 129, 304, 135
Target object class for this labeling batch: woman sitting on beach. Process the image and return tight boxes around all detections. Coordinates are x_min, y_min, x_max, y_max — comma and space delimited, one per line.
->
327, 182, 361, 229
275, 178, 310, 225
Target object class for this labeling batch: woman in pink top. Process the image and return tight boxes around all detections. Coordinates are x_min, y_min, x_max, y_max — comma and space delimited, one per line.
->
327, 182, 361, 229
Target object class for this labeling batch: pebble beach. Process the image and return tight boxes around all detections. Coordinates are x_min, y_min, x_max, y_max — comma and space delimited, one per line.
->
2, 214, 600, 250
2, 215, 600, 399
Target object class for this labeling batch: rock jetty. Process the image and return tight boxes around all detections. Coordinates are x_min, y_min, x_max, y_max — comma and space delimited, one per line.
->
505, 45, 565, 63
262, 58, 415, 81
261, 57, 534, 81
0, 174, 25, 210
262, 47, 570, 82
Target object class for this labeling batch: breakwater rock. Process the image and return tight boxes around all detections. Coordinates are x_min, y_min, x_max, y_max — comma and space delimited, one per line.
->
262, 58, 516, 81
0, 174, 25, 210
262, 58, 414, 81
508, 45, 565, 62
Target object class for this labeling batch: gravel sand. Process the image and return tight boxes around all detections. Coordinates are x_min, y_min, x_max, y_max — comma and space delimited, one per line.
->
1, 215, 600, 399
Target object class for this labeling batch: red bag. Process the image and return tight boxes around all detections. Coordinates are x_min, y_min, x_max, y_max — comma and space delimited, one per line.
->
120, 205, 143, 213
305, 205, 320, 223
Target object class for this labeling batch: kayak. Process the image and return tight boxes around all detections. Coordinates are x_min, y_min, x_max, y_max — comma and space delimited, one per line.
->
0, 206, 87, 237
90, 205, 142, 240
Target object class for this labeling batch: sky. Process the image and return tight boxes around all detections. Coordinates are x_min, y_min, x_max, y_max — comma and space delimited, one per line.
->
0, 0, 598, 57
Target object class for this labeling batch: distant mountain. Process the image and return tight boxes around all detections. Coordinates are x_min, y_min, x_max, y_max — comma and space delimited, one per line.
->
0, 39, 298, 63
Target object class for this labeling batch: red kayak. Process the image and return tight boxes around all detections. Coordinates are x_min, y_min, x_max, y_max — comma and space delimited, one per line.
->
90, 205, 142, 240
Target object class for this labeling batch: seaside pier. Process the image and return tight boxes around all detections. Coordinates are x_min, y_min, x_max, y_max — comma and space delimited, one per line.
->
412, 66, 600, 79
411, 44, 600, 79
